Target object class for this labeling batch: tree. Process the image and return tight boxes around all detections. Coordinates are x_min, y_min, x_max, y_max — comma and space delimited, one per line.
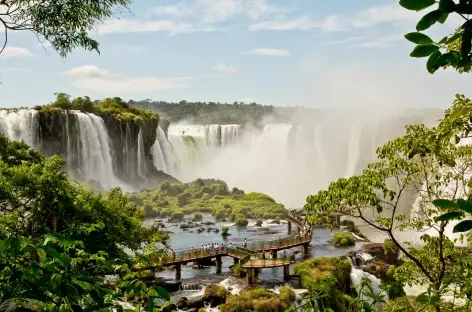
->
401, 0, 472, 73
0, 0, 130, 57
305, 122, 472, 311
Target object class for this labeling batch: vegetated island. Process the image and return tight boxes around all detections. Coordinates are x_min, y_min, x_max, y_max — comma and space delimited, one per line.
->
126, 178, 287, 225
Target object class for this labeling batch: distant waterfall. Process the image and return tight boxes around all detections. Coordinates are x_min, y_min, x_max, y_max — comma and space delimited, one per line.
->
137, 130, 146, 178
72, 111, 121, 189
151, 128, 168, 173
0, 109, 39, 148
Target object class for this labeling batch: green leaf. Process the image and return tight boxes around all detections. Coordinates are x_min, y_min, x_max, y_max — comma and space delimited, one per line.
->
438, 12, 449, 24
400, 0, 436, 11
453, 220, 472, 233
457, 199, 472, 213
37, 248, 47, 263
432, 199, 458, 209
435, 211, 464, 222
405, 32, 433, 44
439, 0, 456, 13
411, 45, 440, 58
447, 32, 463, 44
427, 50, 442, 73
154, 286, 170, 301
416, 292, 430, 304
72, 279, 92, 290
416, 10, 445, 31
461, 29, 472, 58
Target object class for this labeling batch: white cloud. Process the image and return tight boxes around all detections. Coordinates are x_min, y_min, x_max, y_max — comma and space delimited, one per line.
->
350, 4, 417, 29
1, 46, 34, 58
152, 3, 191, 17
249, 16, 318, 31
64, 65, 190, 93
245, 48, 291, 57
323, 34, 404, 48
212, 63, 238, 74
98, 19, 212, 35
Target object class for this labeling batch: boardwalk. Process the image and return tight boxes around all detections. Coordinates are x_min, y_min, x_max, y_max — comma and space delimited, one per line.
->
141, 212, 311, 283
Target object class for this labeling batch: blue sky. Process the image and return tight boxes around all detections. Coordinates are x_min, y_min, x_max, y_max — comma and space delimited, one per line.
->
0, 0, 471, 108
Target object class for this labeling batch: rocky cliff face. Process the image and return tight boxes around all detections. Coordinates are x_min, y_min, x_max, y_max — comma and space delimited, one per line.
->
30, 108, 177, 190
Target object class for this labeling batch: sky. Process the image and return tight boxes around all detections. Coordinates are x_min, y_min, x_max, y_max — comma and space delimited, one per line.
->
0, 0, 471, 109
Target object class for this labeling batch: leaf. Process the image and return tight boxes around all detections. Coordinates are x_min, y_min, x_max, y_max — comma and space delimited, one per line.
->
37, 248, 47, 263
411, 45, 440, 58
435, 211, 464, 222
400, 0, 436, 11
405, 32, 433, 44
453, 220, 472, 233
416, 292, 430, 304
457, 198, 472, 213
438, 12, 449, 24
72, 279, 92, 290
432, 199, 458, 209
439, 0, 456, 13
154, 286, 170, 301
416, 10, 445, 31
461, 28, 472, 58
427, 50, 442, 73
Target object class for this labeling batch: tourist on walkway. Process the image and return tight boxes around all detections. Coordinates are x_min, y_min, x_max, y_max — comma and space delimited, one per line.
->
243, 238, 247, 248
283, 250, 287, 260
262, 250, 266, 260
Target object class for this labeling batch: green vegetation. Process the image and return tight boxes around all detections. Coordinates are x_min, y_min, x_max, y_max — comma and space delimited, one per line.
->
339, 220, 369, 241
127, 179, 286, 221
256, 220, 263, 227
0, 0, 130, 58
0, 133, 170, 311
294, 257, 352, 312
193, 212, 203, 221
332, 232, 356, 247
219, 287, 296, 312
38, 93, 159, 122
198, 308, 207, 312
128, 99, 305, 124
204, 285, 229, 300
231, 263, 245, 277
222, 226, 229, 236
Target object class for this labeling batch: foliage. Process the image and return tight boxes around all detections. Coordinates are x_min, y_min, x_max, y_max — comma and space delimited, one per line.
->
128, 99, 305, 124
256, 220, 263, 227
128, 179, 286, 222
39, 94, 158, 122
219, 287, 296, 312
293, 257, 352, 311
0, 0, 130, 58
401, 0, 472, 73
332, 232, 356, 247
235, 215, 249, 227
0, 133, 170, 311
193, 212, 203, 221
221, 226, 229, 236
171, 211, 184, 221
231, 263, 245, 277
204, 285, 229, 299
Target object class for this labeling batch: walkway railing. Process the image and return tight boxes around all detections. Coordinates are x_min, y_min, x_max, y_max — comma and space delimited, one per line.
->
249, 233, 311, 251
242, 255, 296, 268
162, 247, 227, 264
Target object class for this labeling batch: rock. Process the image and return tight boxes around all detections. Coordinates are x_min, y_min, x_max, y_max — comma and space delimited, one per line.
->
176, 297, 189, 310
162, 303, 177, 312
187, 308, 197, 312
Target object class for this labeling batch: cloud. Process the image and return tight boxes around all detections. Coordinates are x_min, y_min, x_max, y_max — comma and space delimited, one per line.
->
1, 46, 34, 58
323, 34, 404, 48
245, 48, 291, 57
152, 3, 191, 17
212, 63, 238, 74
98, 19, 212, 35
64, 65, 190, 93
250, 3, 417, 32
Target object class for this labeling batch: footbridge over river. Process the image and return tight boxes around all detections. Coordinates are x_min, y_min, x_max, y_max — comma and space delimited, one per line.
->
137, 212, 312, 283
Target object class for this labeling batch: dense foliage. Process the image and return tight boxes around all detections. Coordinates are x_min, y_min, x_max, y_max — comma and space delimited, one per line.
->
0, 134, 170, 311
401, 0, 472, 73
36, 93, 158, 122
219, 287, 296, 312
0, 0, 130, 58
332, 232, 356, 247
128, 100, 303, 124
127, 179, 286, 221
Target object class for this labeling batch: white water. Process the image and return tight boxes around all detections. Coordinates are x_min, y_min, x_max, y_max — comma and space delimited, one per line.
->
137, 130, 146, 178
349, 260, 386, 304
0, 109, 39, 148
151, 128, 169, 172
158, 114, 433, 208
73, 111, 122, 189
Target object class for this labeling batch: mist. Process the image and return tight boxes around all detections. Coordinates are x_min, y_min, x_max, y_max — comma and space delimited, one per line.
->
165, 108, 443, 208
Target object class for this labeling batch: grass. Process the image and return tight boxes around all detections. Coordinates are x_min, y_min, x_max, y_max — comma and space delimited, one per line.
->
333, 232, 356, 247
219, 287, 296, 312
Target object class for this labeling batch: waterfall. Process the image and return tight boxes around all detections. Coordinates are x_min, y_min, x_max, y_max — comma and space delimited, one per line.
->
72, 111, 121, 189
137, 129, 146, 178
349, 259, 385, 304
151, 128, 168, 172
0, 109, 39, 148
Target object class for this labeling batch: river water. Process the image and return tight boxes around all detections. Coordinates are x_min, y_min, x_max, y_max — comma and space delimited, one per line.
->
148, 214, 363, 282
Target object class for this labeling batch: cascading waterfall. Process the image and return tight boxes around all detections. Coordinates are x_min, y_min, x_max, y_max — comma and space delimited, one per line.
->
137, 130, 146, 178
0, 109, 39, 148
151, 128, 168, 173
72, 111, 121, 189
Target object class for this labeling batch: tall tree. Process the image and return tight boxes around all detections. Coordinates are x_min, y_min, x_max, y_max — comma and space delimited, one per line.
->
0, 0, 130, 57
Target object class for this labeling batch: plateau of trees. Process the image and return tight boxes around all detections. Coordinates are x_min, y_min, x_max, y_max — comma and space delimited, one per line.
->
128, 99, 302, 125
0, 134, 173, 311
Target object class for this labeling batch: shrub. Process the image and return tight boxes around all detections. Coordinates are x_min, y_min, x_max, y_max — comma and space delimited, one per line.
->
215, 209, 226, 221
198, 309, 206, 312
220, 287, 293, 312
177, 192, 191, 207
256, 220, 263, 226
231, 263, 245, 277
201, 186, 212, 194
171, 211, 184, 221
193, 212, 203, 221
222, 226, 229, 236
235, 215, 248, 227
274, 216, 281, 224
333, 232, 355, 247
204, 284, 228, 299
278, 286, 296, 304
